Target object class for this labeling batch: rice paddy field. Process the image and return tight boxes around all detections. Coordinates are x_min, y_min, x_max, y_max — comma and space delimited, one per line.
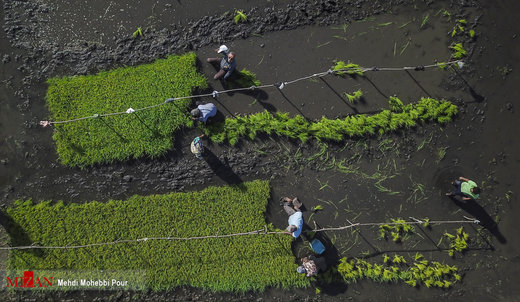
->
1, 0, 519, 301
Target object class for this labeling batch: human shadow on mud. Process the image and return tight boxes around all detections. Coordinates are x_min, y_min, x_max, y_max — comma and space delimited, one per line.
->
236, 89, 276, 113
202, 148, 243, 186
0, 210, 43, 257
256, 95, 278, 113
448, 196, 506, 244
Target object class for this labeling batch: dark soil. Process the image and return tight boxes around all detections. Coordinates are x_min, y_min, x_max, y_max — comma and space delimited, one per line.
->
1, 0, 520, 301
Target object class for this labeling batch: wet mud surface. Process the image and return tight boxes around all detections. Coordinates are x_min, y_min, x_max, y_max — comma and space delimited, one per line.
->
1, 0, 520, 301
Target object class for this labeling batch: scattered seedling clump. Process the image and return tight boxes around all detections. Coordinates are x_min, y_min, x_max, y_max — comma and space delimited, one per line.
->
203, 97, 458, 145
338, 254, 461, 288
234, 10, 247, 23
332, 61, 364, 76
45, 53, 207, 167
497, 65, 513, 79
444, 227, 469, 257
450, 43, 467, 59
345, 89, 363, 103
133, 27, 143, 37
378, 218, 415, 243
438, 9, 452, 21
312, 205, 324, 212
6, 180, 309, 291
436, 146, 448, 163
450, 19, 466, 37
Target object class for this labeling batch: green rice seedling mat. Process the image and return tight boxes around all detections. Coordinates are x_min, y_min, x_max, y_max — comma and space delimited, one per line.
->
45, 52, 207, 167
6, 180, 308, 291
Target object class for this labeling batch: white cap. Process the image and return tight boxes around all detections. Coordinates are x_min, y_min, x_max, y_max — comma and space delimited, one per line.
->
218, 45, 228, 53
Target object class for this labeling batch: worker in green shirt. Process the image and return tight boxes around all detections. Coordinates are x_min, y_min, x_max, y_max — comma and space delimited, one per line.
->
446, 176, 481, 200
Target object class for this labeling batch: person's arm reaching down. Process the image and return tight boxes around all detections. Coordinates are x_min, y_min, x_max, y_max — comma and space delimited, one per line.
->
223, 63, 235, 80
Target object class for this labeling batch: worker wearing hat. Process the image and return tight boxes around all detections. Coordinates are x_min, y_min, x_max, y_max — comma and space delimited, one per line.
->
206, 45, 237, 80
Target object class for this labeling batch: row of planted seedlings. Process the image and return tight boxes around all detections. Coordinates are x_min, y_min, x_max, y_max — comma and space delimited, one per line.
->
201, 96, 458, 145
313, 218, 480, 290
202, 60, 458, 144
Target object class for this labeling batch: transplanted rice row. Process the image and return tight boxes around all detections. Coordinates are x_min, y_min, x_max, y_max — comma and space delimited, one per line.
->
203, 97, 458, 145
336, 254, 461, 289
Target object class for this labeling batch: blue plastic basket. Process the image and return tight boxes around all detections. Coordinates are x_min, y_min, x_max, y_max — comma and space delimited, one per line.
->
310, 239, 326, 254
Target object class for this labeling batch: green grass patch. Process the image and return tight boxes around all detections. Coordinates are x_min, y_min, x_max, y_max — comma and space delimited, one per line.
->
6, 180, 308, 292
45, 53, 207, 167
203, 97, 458, 145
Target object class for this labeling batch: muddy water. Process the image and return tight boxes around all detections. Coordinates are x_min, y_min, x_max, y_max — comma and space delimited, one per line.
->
22, 0, 287, 48
1, 0, 520, 301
